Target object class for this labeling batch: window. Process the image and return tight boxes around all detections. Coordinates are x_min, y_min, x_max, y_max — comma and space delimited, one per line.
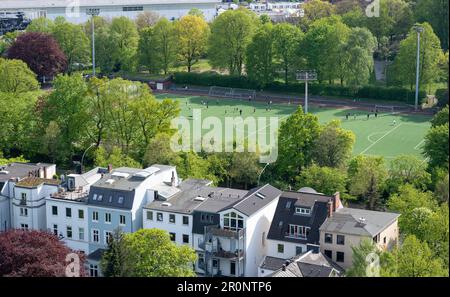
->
324, 249, 332, 259
383, 236, 387, 244
105, 231, 113, 244
118, 196, 124, 204
169, 214, 176, 223
157, 212, 163, 222
325, 233, 333, 244
285, 201, 292, 208
97, 195, 103, 201
89, 264, 98, 277
105, 213, 111, 223
119, 215, 126, 225
295, 207, 311, 215
182, 216, 189, 225
337, 235, 345, 245
223, 212, 244, 231
20, 207, 28, 217
296, 246, 303, 255
288, 225, 310, 238
67, 226, 72, 238
212, 259, 218, 268
79, 228, 85, 240
169, 232, 176, 241
123, 6, 143, 11
53, 224, 58, 236
21, 192, 27, 202
277, 244, 284, 253
182, 234, 189, 244
92, 211, 98, 222
20, 224, 28, 230
146, 211, 153, 221
78, 209, 84, 219
52, 205, 58, 215
92, 229, 99, 243
92, 194, 97, 201
66, 208, 72, 218
336, 252, 345, 263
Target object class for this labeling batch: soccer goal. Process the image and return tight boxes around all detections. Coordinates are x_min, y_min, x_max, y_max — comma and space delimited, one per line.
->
208, 86, 233, 97
374, 105, 396, 114
208, 86, 256, 100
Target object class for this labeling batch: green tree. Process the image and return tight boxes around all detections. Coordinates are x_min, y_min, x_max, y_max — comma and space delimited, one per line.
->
272, 23, 302, 85
138, 27, 158, 73
143, 133, 182, 167
100, 228, 133, 277
208, 9, 257, 75
26, 17, 55, 33
434, 173, 449, 203
174, 15, 209, 72
423, 123, 449, 169
348, 156, 387, 209
229, 151, 261, 189
341, 27, 376, 90
392, 22, 443, 90
153, 18, 176, 75
414, 0, 449, 51
246, 23, 275, 88
52, 18, 90, 72
430, 105, 449, 127
124, 229, 197, 277
135, 11, 161, 30
312, 120, 355, 168
276, 106, 321, 184
109, 17, 139, 72
392, 235, 447, 277
296, 164, 347, 196
0, 58, 39, 93
41, 74, 90, 163
298, 0, 336, 31
346, 239, 381, 277
94, 146, 141, 168
386, 155, 431, 193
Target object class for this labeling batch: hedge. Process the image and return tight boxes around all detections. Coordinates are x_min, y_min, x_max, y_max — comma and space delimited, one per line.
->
173, 72, 425, 104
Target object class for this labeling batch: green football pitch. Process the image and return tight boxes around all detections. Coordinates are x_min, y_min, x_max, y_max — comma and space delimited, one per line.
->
155, 94, 431, 161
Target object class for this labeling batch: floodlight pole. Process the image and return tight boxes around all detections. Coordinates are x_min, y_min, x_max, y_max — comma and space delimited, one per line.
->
414, 26, 424, 111
296, 70, 317, 113
87, 8, 100, 76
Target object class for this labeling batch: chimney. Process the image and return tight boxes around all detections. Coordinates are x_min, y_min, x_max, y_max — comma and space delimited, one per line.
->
107, 164, 113, 173
171, 171, 176, 187
333, 192, 342, 211
327, 200, 333, 218
281, 264, 286, 271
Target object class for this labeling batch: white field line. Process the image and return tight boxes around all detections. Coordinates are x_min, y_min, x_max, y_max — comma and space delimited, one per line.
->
359, 123, 403, 155
414, 139, 425, 150
367, 131, 390, 144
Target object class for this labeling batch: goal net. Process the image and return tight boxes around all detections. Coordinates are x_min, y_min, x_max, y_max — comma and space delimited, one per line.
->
208, 86, 233, 97
208, 86, 256, 100
374, 105, 396, 114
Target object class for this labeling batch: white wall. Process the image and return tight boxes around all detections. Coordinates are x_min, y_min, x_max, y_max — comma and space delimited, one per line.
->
46, 198, 89, 253
266, 239, 306, 260
242, 196, 279, 277
143, 209, 193, 246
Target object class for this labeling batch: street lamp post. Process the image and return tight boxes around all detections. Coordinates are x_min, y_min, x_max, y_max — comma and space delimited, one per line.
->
414, 26, 424, 111
296, 70, 317, 113
86, 8, 100, 76
80, 143, 97, 174
257, 163, 271, 186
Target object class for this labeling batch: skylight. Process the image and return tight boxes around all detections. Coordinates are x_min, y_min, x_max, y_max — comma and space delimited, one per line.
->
255, 192, 266, 199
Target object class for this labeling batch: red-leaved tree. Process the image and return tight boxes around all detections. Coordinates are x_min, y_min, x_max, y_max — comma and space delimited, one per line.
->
0, 229, 86, 277
7, 32, 67, 78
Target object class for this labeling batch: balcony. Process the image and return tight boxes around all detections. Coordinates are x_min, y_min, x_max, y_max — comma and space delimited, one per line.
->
213, 248, 244, 260
205, 225, 245, 239
284, 232, 308, 240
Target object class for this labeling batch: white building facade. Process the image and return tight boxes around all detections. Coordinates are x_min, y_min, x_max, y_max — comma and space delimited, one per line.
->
0, 0, 221, 23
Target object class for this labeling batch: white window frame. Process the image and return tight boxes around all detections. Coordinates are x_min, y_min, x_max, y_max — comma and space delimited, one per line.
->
119, 215, 126, 225
105, 212, 111, 224
79, 227, 85, 240
92, 211, 99, 222
104, 230, 113, 244
92, 229, 99, 243
66, 225, 73, 238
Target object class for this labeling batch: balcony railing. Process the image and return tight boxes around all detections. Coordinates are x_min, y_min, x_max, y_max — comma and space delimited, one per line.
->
205, 225, 245, 239
284, 232, 308, 240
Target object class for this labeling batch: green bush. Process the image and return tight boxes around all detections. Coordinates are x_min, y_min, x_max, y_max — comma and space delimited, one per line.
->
435, 88, 449, 107
173, 72, 425, 104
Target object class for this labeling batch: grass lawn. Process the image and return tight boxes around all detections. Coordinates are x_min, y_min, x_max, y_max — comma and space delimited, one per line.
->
155, 93, 431, 161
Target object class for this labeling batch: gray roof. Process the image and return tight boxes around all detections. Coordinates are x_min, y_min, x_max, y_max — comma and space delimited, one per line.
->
267, 192, 332, 245
266, 251, 343, 277
260, 256, 288, 271
232, 184, 282, 216
87, 248, 106, 262
0, 162, 53, 183
88, 165, 174, 210
145, 179, 213, 214
319, 208, 400, 237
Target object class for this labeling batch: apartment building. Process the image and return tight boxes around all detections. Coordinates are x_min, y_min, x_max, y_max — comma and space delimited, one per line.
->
0, 162, 56, 231
319, 208, 400, 269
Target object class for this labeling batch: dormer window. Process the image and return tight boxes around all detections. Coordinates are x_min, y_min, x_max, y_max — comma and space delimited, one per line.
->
92, 194, 97, 201
118, 196, 124, 204
223, 212, 244, 231
295, 207, 311, 215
